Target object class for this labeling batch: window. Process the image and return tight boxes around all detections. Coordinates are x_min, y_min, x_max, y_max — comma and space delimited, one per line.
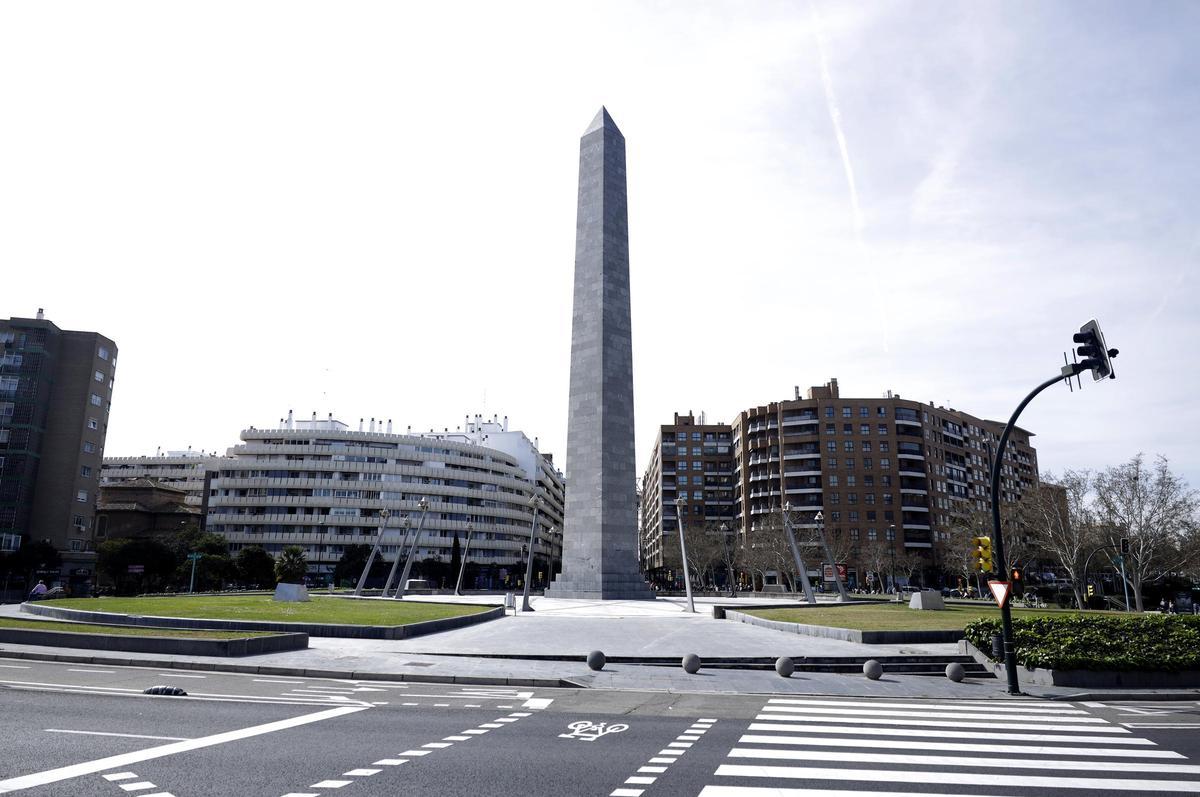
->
844, 441, 854, 452
94, 371, 105, 382
849, 528, 859, 540
863, 458, 873, 469
87, 417, 99, 430
829, 492, 840, 504
0, 402, 12, 417
881, 458, 891, 469
824, 406, 834, 418
842, 407, 851, 418
98, 346, 110, 361
80, 465, 92, 478
860, 424, 870, 435
678, 460, 688, 470
72, 514, 85, 528
848, 492, 858, 504
848, 511, 859, 522
830, 511, 841, 522
0, 376, 17, 393
845, 458, 854, 469
825, 424, 835, 434
90, 393, 102, 406
826, 442, 836, 452
864, 475, 875, 487
83, 441, 96, 454
827, 457, 838, 468
847, 475, 857, 487
859, 407, 869, 417
867, 510, 877, 520
691, 432, 701, 441
867, 528, 877, 541
76, 490, 88, 502
877, 407, 887, 417
691, 447, 701, 455
70, 539, 84, 552
843, 423, 852, 435
676, 432, 687, 441
861, 441, 872, 452
878, 424, 887, 435
880, 441, 890, 452
886, 527, 896, 541
828, 475, 839, 487
692, 461, 701, 470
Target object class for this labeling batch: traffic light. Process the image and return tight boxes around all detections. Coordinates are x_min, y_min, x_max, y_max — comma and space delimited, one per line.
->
1120, 537, 1130, 555
973, 536, 993, 573
1087, 584, 1095, 598
1011, 568, 1021, 582
1073, 319, 1118, 381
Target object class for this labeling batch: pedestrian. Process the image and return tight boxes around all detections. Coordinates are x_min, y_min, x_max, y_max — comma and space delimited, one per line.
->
29, 580, 48, 599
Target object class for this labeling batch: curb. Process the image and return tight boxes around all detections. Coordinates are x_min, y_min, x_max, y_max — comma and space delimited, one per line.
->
721, 608, 963, 644
21, 602, 504, 640
0, 647, 576, 689
0, 627, 307, 657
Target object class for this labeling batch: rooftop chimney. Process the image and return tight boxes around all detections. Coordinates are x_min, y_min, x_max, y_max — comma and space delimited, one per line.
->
387, 419, 393, 434
36, 308, 44, 320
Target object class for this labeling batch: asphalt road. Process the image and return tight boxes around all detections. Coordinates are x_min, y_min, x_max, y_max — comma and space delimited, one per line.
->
1, 657, 1199, 796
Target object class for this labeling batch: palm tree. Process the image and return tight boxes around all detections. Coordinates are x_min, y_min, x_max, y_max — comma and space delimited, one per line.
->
275, 545, 308, 584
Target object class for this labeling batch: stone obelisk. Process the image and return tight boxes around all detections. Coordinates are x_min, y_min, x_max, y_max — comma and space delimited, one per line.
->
547, 108, 654, 600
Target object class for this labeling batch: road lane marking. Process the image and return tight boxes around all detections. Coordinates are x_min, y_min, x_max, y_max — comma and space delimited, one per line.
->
735, 734, 1182, 758
310, 780, 352, 789
760, 705, 1108, 723
714, 763, 1200, 792
727, 747, 1200, 774
372, 760, 407, 766
0, 664, 31, 669
754, 713, 1129, 733
743, 722, 1154, 745
342, 769, 380, 776
0, 705, 368, 794
639, 767, 667, 773
103, 773, 138, 781
118, 783, 158, 792
69, 669, 115, 674
523, 698, 554, 710
399, 750, 431, 756
611, 790, 643, 797
155, 673, 206, 679
47, 730, 192, 742
610, 720, 713, 797
701, 788, 1017, 797
253, 679, 305, 684
765, 698, 1089, 715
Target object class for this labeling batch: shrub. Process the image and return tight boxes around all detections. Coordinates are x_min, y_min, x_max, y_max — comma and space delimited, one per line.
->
965, 614, 1200, 672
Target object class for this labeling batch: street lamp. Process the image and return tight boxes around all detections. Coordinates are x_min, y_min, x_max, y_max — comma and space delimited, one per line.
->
886, 524, 898, 595
354, 507, 390, 596
674, 497, 695, 613
814, 510, 849, 602
454, 522, 475, 596
781, 502, 817, 604
719, 523, 735, 597
381, 511, 408, 596
394, 498, 430, 600
521, 495, 542, 611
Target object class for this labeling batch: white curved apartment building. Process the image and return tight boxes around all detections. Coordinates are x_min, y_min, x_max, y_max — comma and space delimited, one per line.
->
205, 416, 565, 583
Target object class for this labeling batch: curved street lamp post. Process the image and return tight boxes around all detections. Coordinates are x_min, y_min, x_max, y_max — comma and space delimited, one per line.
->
454, 522, 475, 596
674, 497, 695, 613
394, 498, 430, 600
781, 502, 817, 604
354, 508, 390, 596
381, 514, 410, 596
521, 495, 542, 612
814, 510, 850, 602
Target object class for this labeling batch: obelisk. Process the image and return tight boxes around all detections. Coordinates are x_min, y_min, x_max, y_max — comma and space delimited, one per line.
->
547, 108, 654, 600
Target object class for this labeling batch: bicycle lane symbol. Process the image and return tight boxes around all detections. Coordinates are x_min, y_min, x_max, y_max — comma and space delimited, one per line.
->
558, 720, 629, 742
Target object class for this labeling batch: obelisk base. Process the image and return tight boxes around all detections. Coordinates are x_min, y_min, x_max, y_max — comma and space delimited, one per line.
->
545, 574, 656, 601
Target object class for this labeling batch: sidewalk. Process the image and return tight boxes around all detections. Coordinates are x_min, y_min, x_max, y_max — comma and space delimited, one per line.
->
4, 597, 1198, 701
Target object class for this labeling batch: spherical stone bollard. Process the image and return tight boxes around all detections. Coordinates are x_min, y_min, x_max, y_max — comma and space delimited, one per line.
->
863, 659, 883, 680
945, 662, 966, 682
586, 650, 606, 671
775, 656, 795, 678
682, 653, 702, 674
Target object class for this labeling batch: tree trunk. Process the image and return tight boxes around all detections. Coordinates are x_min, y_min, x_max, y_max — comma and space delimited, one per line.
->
1072, 587, 1085, 610
1133, 577, 1145, 612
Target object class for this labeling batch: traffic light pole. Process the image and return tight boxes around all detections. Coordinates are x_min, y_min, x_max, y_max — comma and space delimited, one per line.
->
990, 368, 1080, 695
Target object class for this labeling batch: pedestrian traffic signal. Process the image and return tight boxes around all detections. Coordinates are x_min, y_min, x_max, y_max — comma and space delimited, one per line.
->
1073, 319, 1118, 381
1011, 568, 1021, 582
973, 536, 993, 572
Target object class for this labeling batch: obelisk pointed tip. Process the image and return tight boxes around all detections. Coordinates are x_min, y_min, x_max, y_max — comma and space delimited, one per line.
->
584, 106, 622, 136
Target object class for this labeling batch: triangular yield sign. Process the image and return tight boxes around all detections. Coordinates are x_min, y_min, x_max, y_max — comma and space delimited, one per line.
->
988, 580, 1011, 608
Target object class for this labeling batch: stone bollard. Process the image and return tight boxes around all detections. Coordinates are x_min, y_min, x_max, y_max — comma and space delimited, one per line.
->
863, 659, 883, 680
945, 662, 966, 682
587, 650, 606, 671
682, 653, 702, 674
775, 657, 794, 678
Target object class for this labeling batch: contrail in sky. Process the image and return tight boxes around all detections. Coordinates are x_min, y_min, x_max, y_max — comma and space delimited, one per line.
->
810, 0, 864, 240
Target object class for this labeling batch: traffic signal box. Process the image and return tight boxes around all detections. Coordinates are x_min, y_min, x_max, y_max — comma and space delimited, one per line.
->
973, 536, 993, 573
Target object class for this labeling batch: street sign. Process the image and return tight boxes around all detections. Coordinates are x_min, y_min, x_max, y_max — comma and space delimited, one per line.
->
127, 564, 145, 574
186, 553, 203, 561
988, 580, 1011, 608
822, 563, 848, 581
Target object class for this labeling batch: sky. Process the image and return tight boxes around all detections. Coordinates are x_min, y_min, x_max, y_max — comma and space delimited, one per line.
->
2, 1, 1197, 488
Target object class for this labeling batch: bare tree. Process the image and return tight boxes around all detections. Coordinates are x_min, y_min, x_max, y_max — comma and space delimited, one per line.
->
1093, 454, 1199, 611
857, 537, 894, 592
661, 519, 724, 589
1023, 472, 1099, 609
744, 514, 799, 592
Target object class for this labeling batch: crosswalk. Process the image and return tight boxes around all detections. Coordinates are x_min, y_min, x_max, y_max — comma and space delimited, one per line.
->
698, 697, 1200, 796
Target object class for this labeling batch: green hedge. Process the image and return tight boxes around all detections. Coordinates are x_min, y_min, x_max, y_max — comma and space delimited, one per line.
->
965, 614, 1200, 672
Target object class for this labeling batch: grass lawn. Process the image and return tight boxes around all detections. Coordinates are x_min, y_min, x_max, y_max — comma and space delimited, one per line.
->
35, 595, 490, 626
0, 617, 275, 639
746, 602, 1121, 632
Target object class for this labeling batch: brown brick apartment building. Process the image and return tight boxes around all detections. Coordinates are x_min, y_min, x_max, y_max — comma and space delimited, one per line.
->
640, 379, 1038, 589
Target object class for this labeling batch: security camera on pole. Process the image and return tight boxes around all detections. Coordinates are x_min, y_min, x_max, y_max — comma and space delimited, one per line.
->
988, 318, 1119, 695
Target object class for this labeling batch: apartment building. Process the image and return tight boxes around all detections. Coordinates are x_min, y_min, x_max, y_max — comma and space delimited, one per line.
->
639, 379, 1039, 588
205, 413, 565, 584
101, 450, 228, 506
638, 412, 735, 574
0, 311, 117, 593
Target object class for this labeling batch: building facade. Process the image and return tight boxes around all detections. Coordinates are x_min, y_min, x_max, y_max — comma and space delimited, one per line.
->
101, 451, 227, 507
638, 413, 735, 574
639, 379, 1039, 589
0, 311, 117, 592
205, 414, 565, 586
